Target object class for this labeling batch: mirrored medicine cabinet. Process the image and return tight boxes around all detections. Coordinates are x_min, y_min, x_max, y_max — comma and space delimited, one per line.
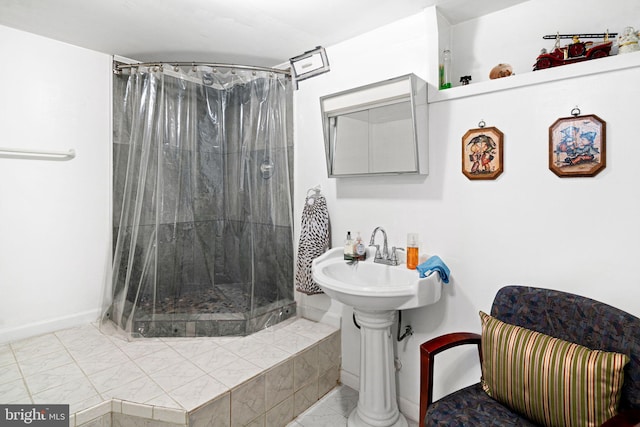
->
320, 74, 428, 177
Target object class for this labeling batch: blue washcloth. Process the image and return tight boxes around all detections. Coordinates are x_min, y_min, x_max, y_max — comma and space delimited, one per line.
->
416, 255, 450, 283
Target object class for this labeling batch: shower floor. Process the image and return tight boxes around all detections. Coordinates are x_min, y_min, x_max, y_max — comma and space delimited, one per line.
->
128, 284, 296, 338
138, 284, 268, 315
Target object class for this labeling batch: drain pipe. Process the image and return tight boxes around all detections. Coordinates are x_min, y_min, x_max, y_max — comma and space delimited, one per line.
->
396, 310, 413, 342
353, 312, 361, 329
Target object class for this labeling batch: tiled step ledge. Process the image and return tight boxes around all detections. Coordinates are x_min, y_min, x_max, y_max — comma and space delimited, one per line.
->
72, 329, 341, 427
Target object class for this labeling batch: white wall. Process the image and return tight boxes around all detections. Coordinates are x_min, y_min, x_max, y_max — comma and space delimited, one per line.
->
294, 1, 640, 421
0, 25, 112, 344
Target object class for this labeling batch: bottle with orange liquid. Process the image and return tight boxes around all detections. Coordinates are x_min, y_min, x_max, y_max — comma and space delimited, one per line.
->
406, 233, 419, 269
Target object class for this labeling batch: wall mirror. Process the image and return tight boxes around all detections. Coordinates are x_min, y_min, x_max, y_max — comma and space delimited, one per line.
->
320, 74, 428, 177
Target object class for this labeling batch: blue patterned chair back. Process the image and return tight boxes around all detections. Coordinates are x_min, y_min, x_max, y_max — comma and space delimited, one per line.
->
491, 286, 640, 411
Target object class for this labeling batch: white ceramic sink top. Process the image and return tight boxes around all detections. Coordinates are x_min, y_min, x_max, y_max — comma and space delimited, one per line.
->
311, 247, 443, 311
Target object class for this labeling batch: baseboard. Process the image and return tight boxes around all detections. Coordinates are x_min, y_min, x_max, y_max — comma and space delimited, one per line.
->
298, 305, 342, 329
340, 368, 359, 391
0, 309, 101, 345
398, 395, 419, 423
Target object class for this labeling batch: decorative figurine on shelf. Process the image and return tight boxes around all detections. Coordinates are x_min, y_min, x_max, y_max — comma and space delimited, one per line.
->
533, 31, 617, 71
460, 76, 472, 85
618, 26, 640, 54
489, 64, 514, 79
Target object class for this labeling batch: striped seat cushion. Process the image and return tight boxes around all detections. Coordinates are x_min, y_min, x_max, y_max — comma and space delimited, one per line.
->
480, 311, 629, 427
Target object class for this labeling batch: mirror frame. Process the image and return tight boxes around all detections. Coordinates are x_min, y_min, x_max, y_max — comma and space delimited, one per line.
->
320, 74, 428, 177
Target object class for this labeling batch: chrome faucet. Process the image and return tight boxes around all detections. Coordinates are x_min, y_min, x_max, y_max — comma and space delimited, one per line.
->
369, 226, 388, 260
370, 226, 404, 265
370, 226, 398, 265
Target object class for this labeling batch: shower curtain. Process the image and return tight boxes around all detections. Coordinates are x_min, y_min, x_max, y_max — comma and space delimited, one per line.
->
109, 64, 294, 337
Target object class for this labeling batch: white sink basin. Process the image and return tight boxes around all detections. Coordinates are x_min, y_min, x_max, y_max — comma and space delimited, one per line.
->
311, 247, 443, 311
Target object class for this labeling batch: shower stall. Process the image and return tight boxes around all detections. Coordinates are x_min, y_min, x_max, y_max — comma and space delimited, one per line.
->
107, 62, 295, 337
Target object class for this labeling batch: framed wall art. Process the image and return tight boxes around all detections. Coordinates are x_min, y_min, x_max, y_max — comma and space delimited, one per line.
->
462, 123, 503, 180
549, 111, 606, 177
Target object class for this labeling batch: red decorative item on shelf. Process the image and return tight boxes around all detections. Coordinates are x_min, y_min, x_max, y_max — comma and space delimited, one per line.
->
533, 32, 616, 71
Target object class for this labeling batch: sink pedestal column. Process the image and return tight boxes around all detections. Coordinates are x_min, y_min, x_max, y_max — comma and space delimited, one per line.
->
348, 309, 408, 427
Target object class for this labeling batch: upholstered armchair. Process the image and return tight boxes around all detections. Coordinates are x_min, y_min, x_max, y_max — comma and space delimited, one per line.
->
419, 286, 640, 426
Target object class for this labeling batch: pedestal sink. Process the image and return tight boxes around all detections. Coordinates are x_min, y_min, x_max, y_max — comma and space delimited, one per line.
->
311, 247, 443, 427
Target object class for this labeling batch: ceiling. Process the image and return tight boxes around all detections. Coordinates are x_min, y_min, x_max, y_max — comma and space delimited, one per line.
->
0, 0, 528, 67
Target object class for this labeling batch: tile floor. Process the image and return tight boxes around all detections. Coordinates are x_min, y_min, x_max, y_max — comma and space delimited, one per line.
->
288, 385, 419, 427
0, 316, 344, 426
1, 316, 418, 426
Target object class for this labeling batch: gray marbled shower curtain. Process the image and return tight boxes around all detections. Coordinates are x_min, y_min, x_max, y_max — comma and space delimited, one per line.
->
109, 65, 293, 336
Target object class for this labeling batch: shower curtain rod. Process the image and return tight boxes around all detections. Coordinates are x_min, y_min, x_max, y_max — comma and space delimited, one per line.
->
114, 61, 291, 76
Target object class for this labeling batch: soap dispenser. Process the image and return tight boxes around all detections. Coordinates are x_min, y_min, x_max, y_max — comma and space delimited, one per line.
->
354, 232, 367, 261
407, 233, 419, 269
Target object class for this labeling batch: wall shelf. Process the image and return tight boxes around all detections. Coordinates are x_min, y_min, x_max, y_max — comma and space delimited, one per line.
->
429, 50, 640, 103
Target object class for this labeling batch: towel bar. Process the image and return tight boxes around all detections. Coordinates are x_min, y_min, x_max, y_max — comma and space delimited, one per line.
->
0, 147, 76, 161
